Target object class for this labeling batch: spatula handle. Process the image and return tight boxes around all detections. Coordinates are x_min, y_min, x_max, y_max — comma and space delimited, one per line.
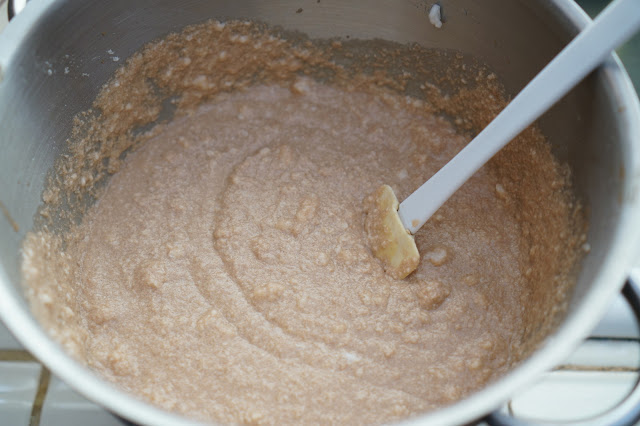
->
399, 0, 640, 234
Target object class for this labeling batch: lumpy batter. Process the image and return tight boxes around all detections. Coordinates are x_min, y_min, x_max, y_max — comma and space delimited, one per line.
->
21, 19, 587, 422
25, 79, 551, 424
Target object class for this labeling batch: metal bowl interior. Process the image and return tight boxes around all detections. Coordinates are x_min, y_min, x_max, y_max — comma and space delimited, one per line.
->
0, 0, 639, 424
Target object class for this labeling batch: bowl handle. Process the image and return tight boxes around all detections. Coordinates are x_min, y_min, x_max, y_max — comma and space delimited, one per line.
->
486, 270, 640, 426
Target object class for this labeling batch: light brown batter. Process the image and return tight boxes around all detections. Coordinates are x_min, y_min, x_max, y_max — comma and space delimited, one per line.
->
21, 19, 586, 426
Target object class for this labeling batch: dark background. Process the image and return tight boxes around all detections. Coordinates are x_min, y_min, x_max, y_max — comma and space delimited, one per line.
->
578, 0, 640, 91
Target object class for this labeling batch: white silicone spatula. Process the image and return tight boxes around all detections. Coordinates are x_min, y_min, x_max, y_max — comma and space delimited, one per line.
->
366, 0, 640, 280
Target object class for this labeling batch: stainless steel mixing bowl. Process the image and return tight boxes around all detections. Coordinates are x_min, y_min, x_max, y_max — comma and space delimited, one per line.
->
0, 0, 639, 424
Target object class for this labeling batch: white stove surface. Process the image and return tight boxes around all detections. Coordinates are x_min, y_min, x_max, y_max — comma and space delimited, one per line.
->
1, 0, 639, 425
